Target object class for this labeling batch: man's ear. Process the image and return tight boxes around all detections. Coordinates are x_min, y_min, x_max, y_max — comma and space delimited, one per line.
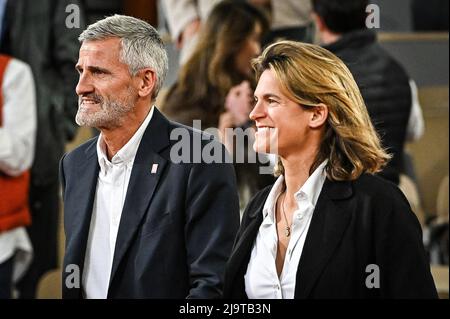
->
136, 68, 156, 98
309, 103, 328, 129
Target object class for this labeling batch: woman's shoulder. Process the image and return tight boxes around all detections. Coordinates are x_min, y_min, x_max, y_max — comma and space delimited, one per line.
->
351, 173, 415, 221
353, 173, 405, 200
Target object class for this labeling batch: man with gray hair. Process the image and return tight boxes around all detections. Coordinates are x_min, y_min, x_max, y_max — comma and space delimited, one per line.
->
60, 15, 239, 299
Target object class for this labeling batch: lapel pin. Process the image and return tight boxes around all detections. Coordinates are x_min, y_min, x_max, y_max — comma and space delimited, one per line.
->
151, 163, 158, 174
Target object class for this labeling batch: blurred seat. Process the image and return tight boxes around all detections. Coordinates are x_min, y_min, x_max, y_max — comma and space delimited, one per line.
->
399, 173, 426, 226
431, 265, 449, 299
436, 175, 449, 224
407, 85, 449, 220
36, 268, 62, 299
425, 175, 449, 266
379, 32, 449, 218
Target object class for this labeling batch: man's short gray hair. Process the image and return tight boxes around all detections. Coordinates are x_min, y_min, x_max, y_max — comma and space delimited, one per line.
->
79, 14, 168, 99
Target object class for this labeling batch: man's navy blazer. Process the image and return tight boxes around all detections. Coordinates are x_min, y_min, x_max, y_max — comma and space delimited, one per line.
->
60, 108, 240, 298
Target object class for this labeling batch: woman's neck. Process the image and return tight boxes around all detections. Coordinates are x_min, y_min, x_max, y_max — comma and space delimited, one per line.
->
281, 147, 319, 201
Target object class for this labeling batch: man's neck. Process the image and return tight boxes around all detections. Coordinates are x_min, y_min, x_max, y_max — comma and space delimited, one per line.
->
100, 104, 152, 160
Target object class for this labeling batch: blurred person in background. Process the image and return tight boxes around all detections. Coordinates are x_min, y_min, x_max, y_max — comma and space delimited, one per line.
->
0, 54, 36, 299
250, 0, 314, 46
161, 0, 220, 64
162, 0, 274, 209
161, 0, 313, 64
0, 0, 85, 298
163, 1, 269, 128
312, 0, 425, 185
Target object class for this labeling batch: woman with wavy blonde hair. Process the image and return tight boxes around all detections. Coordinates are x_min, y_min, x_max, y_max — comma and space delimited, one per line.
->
223, 41, 437, 299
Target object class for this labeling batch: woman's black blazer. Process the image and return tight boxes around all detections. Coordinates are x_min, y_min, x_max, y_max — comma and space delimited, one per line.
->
223, 174, 438, 299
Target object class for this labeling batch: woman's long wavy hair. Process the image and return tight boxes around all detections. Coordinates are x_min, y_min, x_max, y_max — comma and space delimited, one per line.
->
252, 41, 391, 181
162, 0, 269, 126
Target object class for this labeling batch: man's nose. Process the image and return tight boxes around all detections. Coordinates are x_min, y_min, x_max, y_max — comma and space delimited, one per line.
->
76, 72, 94, 96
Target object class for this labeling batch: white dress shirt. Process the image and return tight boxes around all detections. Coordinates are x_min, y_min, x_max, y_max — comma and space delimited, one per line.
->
82, 106, 154, 299
245, 161, 328, 299
0, 58, 36, 282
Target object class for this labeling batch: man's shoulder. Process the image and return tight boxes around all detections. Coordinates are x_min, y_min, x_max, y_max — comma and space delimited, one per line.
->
63, 136, 98, 164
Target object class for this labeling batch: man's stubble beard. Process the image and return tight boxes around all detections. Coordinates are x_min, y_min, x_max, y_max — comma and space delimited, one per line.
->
75, 87, 138, 129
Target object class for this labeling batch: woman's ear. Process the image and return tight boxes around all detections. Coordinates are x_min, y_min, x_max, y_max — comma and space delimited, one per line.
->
309, 103, 328, 129
137, 68, 156, 98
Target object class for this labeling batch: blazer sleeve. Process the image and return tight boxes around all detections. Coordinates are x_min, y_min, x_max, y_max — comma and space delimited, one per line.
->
184, 141, 240, 298
375, 187, 438, 298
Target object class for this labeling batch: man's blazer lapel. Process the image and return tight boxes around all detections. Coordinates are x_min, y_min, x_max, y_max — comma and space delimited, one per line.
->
294, 179, 354, 298
108, 108, 170, 289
